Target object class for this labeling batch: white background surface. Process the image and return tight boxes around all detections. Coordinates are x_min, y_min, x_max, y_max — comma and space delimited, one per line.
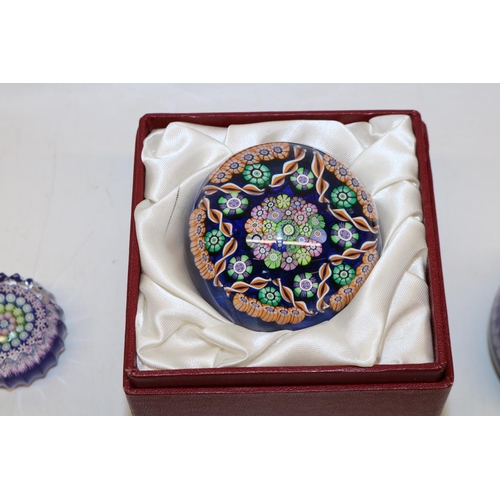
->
0, 83, 498, 415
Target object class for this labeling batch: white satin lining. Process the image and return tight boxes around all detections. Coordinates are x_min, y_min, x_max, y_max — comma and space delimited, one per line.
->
135, 116, 433, 369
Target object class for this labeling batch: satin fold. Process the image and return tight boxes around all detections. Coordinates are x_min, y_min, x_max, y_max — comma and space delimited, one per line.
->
135, 116, 434, 369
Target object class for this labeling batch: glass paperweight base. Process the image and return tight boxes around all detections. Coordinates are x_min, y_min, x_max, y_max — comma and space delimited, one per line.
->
489, 286, 500, 376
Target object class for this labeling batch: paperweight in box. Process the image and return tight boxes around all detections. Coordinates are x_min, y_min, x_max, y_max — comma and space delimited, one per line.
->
187, 142, 381, 332
0, 274, 66, 388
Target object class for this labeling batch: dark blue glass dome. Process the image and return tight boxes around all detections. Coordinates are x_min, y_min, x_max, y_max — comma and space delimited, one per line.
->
187, 142, 381, 332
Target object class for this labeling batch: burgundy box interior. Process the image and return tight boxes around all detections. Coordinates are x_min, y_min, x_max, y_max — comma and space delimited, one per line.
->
123, 110, 454, 415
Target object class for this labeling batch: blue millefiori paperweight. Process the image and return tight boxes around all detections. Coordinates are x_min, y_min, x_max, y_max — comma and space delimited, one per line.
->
187, 142, 381, 332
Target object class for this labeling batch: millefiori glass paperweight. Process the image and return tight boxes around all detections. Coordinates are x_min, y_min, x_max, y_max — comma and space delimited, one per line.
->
489, 286, 500, 376
0, 274, 67, 388
187, 142, 381, 331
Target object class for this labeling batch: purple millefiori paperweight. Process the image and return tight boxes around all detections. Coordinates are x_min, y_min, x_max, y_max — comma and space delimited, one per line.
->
0, 274, 66, 388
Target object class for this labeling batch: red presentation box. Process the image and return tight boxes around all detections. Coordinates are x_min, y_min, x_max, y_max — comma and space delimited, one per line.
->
123, 110, 453, 415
